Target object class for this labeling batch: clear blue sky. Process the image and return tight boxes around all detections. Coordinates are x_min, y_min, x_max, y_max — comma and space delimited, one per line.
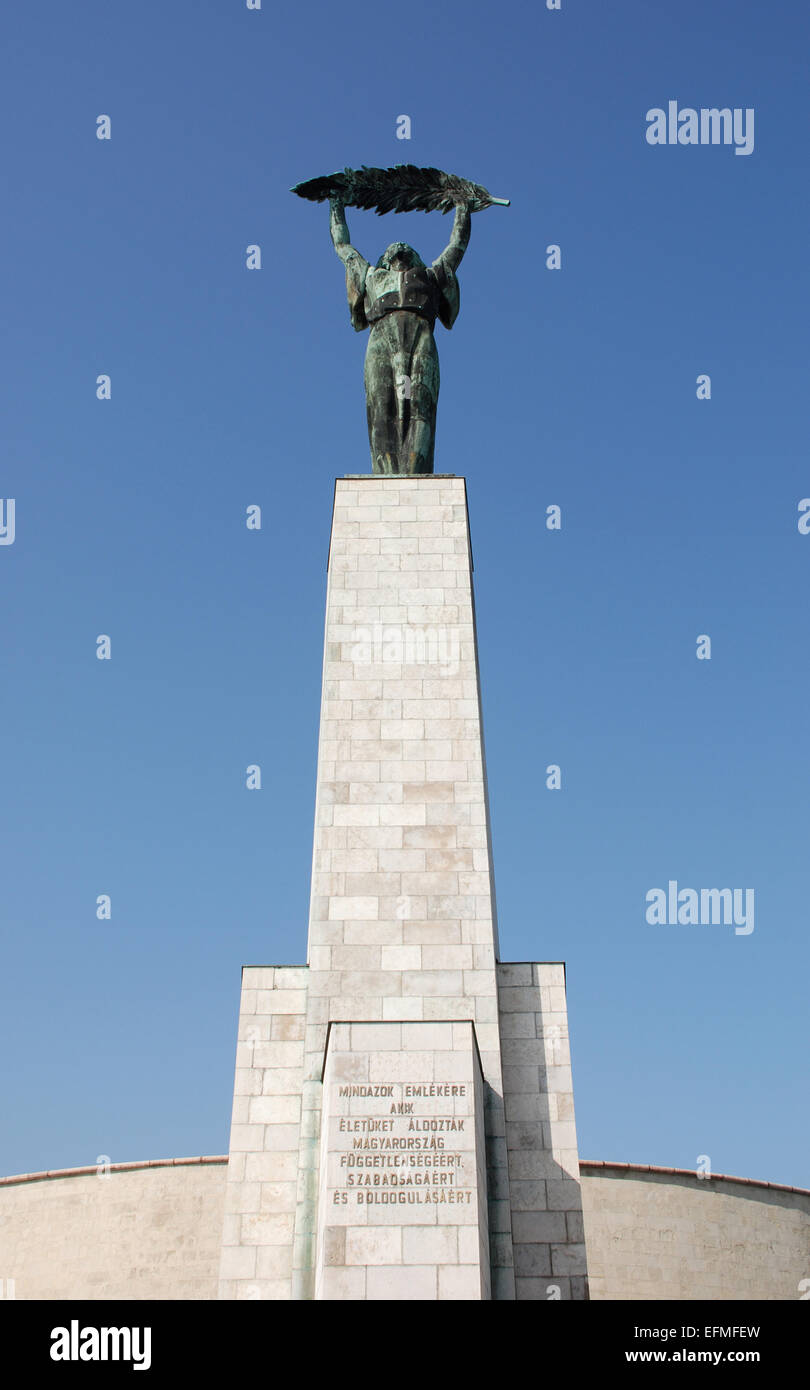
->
2, 0, 807, 1189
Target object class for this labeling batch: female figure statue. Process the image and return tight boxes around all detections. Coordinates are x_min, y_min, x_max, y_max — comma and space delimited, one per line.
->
329, 198, 472, 475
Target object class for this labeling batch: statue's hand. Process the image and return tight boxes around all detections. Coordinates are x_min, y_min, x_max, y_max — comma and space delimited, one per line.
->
330, 197, 352, 253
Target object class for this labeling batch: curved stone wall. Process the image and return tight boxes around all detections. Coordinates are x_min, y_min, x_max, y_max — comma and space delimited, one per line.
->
0, 1158, 227, 1301
0, 1156, 806, 1300
580, 1161, 810, 1301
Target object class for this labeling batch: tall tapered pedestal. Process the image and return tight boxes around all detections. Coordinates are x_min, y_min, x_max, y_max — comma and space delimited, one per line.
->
218, 476, 588, 1300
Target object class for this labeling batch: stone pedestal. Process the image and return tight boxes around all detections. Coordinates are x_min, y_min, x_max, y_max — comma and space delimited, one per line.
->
218, 476, 588, 1300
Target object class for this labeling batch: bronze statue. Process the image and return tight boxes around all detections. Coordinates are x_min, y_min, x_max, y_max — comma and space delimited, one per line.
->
292, 166, 509, 475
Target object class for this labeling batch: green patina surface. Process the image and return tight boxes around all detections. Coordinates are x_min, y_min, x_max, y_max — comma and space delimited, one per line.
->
292, 166, 508, 475
330, 199, 471, 475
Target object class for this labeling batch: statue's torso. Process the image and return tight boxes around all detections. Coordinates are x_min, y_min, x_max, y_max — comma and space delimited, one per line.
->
364, 266, 439, 327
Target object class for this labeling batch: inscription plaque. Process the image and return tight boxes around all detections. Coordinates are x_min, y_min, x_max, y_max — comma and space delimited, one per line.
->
315, 1022, 491, 1300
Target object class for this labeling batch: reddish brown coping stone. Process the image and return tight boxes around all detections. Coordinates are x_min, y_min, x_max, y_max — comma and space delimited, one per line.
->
2, 1155, 807, 1199
579, 1159, 810, 1198
0, 1156, 229, 1187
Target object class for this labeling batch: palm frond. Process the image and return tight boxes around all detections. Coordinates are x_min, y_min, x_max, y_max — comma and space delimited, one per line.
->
291, 165, 509, 214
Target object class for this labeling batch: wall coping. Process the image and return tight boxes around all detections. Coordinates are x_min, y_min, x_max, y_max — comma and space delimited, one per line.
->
580, 1159, 810, 1198
2, 1154, 807, 1199
0, 1156, 229, 1188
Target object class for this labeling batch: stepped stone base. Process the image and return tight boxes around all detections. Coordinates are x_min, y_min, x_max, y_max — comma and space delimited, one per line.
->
218, 960, 586, 1299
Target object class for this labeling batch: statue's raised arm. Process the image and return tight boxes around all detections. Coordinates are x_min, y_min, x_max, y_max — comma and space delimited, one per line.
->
330, 198, 363, 266
329, 199, 371, 333
434, 202, 472, 275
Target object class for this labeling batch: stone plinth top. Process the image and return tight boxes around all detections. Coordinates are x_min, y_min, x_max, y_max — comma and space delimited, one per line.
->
339, 474, 460, 480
